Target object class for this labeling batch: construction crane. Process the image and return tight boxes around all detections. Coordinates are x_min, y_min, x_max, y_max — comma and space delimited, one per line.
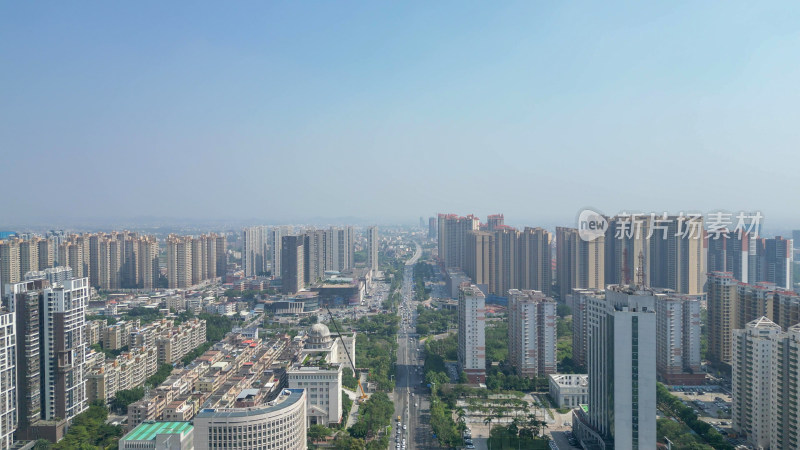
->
325, 306, 368, 402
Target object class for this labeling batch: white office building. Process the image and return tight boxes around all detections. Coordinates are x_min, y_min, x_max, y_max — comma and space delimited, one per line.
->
548, 374, 588, 408
572, 285, 657, 450
287, 366, 342, 426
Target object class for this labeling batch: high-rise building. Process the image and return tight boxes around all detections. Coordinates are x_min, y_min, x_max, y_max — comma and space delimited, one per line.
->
487, 214, 504, 231
458, 284, 486, 383
507, 289, 556, 377
137, 236, 159, 289
556, 227, 604, 301
166, 235, 192, 289
281, 236, 304, 295
194, 389, 307, 449
269, 227, 287, 279
491, 226, 519, 297
707, 270, 800, 368
764, 236, 793, 290
18, 239, 39, 280
214, 234, 227, 279
328, 227, 354, 272
366, 226, 378, 272
707, 231, 753, 283
655, 293, 703, 384
464, 230, 493, 291
41, 277, 89, 421
243, 226, 269, 277
191, 236, 207, 285
37, 238, 54, 271
573, 285, 657, 450
732, 317, 781, 449
519, 227, 552, 296
568, 288, 604, 368
648, 216, 705, 295
772, 290, 800, 331
438, 214, 479, 269
302, 230, 325, 286
772, 323, 800, 450
0, 308, 16, 449
4, 279, 46, 438
707, 272, 739, 365
736, 281, 775, 329
428, 217, 437, 239
0, 239, 20, 294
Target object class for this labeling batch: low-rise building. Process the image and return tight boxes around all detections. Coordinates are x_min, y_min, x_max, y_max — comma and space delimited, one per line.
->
119, 421, 194, 450
548, 374, 588, 408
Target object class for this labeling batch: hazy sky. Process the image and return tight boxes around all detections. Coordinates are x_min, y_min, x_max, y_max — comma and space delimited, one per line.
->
2, 2, 800, 228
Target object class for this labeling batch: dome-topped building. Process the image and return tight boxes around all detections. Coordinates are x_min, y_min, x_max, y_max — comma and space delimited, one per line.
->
306, 323, 333, 349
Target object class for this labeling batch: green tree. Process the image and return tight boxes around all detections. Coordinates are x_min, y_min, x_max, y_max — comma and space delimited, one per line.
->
308, 424, 332, 442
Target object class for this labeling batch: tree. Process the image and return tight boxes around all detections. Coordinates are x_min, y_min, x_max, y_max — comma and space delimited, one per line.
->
332, 435, 365, 450
308, 424, 332, 442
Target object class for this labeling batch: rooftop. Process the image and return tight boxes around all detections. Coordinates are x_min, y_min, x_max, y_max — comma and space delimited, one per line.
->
196, 389, 304, 419
122, 421, 193, 441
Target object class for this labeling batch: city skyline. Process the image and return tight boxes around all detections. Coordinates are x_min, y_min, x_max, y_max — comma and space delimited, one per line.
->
3, 2, 800, 226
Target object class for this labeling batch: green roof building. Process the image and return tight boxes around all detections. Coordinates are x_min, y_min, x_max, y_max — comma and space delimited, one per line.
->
120, 421, 193, 450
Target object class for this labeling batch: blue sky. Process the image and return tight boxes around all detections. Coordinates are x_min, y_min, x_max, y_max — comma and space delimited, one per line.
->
2, 2, 799, 228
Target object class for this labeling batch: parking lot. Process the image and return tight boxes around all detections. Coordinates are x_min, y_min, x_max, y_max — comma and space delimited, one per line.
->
669, 386, 734, 438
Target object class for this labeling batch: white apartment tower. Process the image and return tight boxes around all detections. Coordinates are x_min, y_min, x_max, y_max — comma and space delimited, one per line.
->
458, 284, 486, 383
573, 285, 657, 450
732, 317, 781, 449
0, 309, 16, 449
41, 277, 89, 421
655, 293, 703, 385
367, 226, 378, 272
507, 289, 557, 377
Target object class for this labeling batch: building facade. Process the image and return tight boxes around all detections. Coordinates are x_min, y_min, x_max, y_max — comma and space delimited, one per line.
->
548, 374, 588, 408
655, 293, 703, 385
194, 389, 307, 450
731, 317, 781, 449
458, 284, 486, 383
366, 226, 378, 273
0, 309, 16, 449
573, 285, 657, 450
507, 289, 556, 377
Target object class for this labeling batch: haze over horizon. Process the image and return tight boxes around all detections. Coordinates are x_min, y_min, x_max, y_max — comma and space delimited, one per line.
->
3, 2, 800, 228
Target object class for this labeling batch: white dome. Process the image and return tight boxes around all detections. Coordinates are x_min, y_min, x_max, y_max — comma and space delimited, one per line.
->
309, 323, 331, 338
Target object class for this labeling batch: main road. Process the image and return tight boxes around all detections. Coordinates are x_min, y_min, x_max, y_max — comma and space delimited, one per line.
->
391, 241, 431, 450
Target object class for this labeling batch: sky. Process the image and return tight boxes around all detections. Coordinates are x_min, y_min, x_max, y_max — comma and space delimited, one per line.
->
2, 2, 800, 229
